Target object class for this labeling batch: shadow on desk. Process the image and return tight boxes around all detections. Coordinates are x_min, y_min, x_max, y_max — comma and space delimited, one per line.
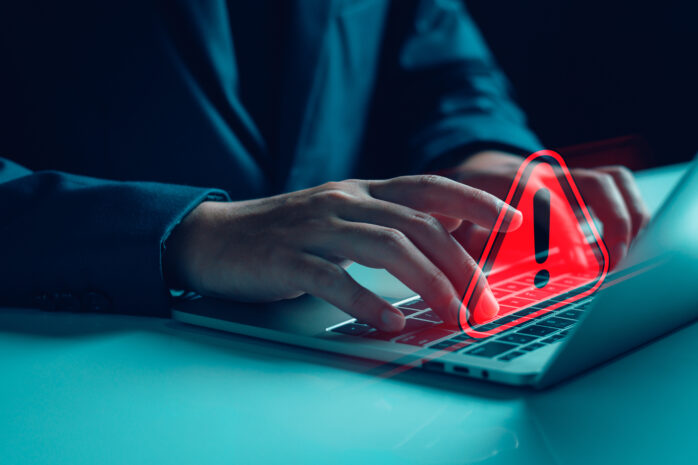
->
0, 307, 153, 338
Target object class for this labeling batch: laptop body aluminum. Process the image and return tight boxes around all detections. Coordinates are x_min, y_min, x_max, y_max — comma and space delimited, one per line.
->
172, 157, 698, 388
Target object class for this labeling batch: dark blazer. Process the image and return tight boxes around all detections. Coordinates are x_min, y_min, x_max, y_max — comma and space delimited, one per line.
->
0, 0, 540, 316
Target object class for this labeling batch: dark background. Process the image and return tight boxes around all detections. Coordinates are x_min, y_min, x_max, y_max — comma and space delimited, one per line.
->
468, 0, 697, 168
1, 2, 695, 171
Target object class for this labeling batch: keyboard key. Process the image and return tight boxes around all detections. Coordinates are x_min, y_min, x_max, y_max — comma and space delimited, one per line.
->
498, 333, 537, 344
492, 315, 520, 327
501, 281, 528, 292
538, 317, 575, 329
430, 340, 456, 350
365, 330, 398, 341
471, 323, 499, 332
536, 283, 565, 294
542, 334, 566, 344
499, 351, 525, 361
546, 293, 574, 303
558, 276, 586, 286
331, 323, 371, 336
493, 326, 520, 336
396, 328, 454, 347
403, 318, 436, 333
558, 309, 583, 320
399, 299, 429, 310
497, 304, 519, 316
500, 297, 535, 308
450, 333, 475, 342
517, 325, 556, 337
396, 307, 420, 316
518, 288, 551, 300
414, 310, 443, 323
512, 307, 540, 317
521, 342, 546, 351
430, 339, 477, 352
364, 318, 434, 340
490, 287, 509, 299
465, 342, 517, 358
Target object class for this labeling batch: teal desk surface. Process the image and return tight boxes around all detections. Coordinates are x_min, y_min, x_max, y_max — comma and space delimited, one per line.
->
1, 163, 696, 465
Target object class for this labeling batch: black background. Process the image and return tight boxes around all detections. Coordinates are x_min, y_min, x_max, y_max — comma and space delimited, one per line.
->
468, 0, 697, 168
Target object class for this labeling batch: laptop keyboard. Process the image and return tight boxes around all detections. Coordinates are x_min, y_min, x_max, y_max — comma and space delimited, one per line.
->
329, 272, 594, 362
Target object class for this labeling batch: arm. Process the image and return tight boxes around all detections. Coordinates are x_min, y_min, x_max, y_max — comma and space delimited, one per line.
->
378, 0, 542, 173
160, 174, 526, 330
1, 156, 519, 328
0, 157, 228, 316
381, 2, 648, 266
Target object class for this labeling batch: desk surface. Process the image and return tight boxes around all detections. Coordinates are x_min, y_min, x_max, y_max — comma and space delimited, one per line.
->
1, 163, 695, 465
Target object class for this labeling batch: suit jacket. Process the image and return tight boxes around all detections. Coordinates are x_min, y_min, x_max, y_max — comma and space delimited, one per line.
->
0, 0, 540, 316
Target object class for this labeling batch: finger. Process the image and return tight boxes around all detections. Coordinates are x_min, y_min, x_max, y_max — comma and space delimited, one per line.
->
431, 213, 462, 232
597, 166, 651, 240
574, 170, 632, 268
368, 175, 522, 232
293, 254, 405, 332
452, 221, 491, 260
337, 198, 486, 300
306, 221, 497, 324
546, 189, 592, 272
457, 172, 516, 200
455, 190, 590, 277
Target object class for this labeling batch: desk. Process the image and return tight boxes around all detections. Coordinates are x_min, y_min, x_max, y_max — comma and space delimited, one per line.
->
1, 163, 694, 465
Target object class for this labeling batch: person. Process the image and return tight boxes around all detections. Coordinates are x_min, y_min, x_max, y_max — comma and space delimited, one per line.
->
0, 1, 648, 333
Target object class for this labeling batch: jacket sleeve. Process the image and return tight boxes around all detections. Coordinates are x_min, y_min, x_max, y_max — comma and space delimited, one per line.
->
0, 157, 229, 317
382, 0, 543, 172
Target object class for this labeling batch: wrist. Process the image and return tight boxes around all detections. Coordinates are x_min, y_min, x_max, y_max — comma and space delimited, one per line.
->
162, 200, 226, 292
434, 150, 522, 181
455, 150, 523, 171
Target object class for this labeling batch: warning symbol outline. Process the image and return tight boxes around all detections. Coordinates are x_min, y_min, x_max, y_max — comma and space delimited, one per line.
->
458, 150, 610, 338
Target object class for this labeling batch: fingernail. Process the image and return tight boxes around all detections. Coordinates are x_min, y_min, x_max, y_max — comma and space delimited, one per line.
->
473, 289, 499, 324
451, 297, 466, 326
572, 243, 590, 271
484, 288, 500, 316
508, 208, 523, 231
381, 306, 405, 332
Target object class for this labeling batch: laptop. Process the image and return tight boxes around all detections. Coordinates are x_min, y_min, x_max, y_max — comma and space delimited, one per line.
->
172, 156, 698, 388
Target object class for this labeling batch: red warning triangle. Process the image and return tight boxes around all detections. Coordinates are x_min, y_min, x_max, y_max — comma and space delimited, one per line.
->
459, 150, 609, 338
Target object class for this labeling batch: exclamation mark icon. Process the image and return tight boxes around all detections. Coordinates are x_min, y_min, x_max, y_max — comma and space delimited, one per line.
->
533, 188, 551, 288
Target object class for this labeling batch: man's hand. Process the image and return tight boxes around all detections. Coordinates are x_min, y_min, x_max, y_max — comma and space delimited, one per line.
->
437, 151, 651, 268
163, 176, 522, 332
